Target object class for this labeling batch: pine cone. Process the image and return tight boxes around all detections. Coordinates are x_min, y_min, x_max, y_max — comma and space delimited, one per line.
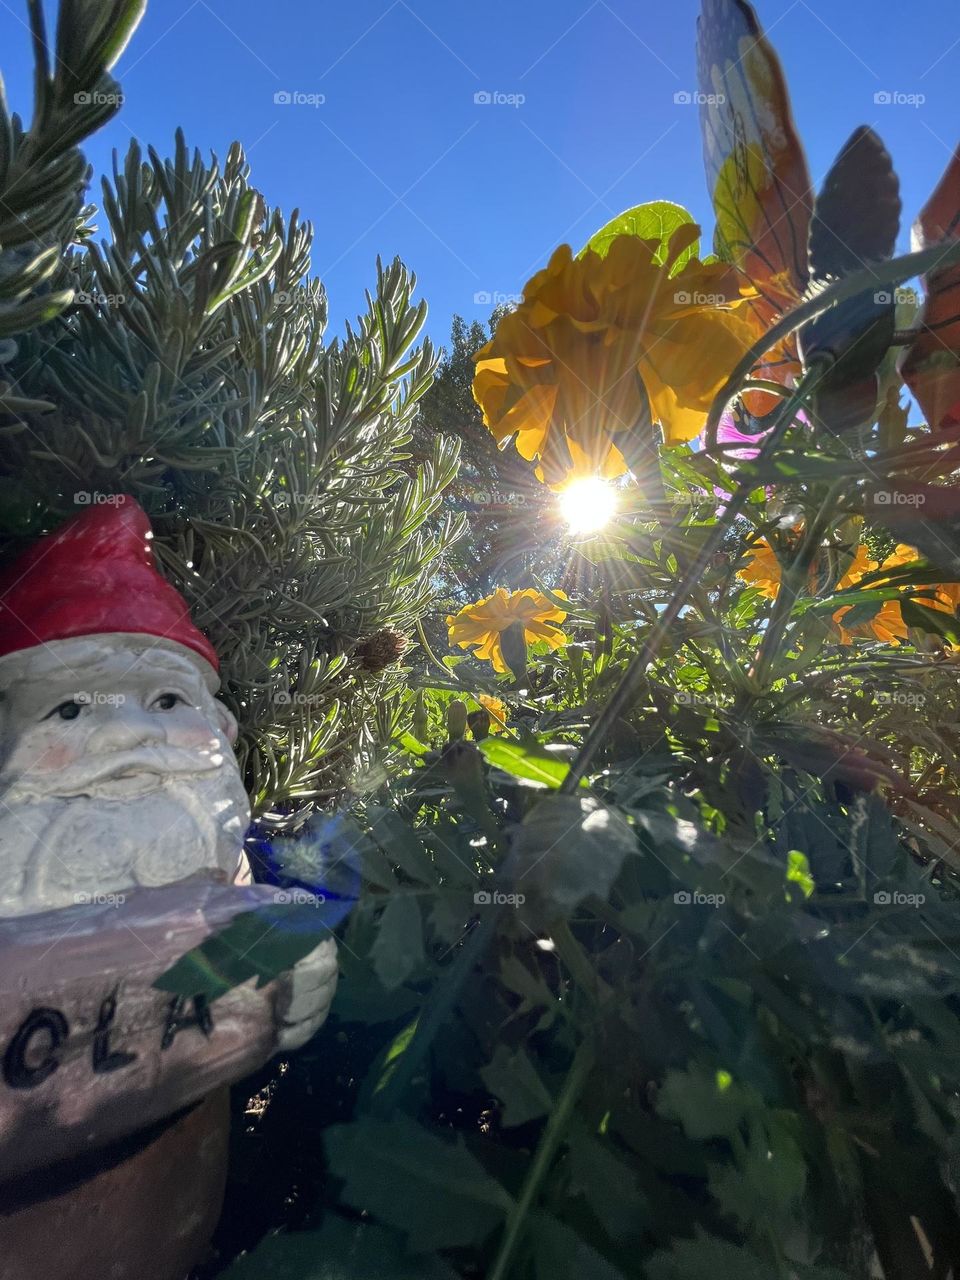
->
353, 628, 409, 673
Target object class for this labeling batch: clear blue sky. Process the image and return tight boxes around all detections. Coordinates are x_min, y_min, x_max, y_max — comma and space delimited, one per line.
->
2, 0, 959, 347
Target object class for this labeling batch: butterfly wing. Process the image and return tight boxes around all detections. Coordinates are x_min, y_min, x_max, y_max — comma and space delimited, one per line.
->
697, 0, 814, 404
902, 146, 960, 429
800, 127, 900, 432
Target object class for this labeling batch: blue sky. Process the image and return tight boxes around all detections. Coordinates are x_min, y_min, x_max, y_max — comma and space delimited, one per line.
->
2, 0, 959, 347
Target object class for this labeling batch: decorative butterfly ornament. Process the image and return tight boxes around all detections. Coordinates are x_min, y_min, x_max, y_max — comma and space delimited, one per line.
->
694, 0, 958, 435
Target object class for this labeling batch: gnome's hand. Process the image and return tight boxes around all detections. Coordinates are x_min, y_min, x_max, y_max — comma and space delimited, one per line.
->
276, 937, 339, 1051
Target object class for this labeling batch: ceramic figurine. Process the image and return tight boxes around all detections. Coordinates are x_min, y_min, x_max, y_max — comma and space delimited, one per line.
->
0, 497, 338, 1279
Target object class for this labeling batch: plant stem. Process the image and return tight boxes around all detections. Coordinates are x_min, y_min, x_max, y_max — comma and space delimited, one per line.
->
747, 479, 847, 694
417, 617, 460, 683
561, 362, 829, 793
487, 1038, 596, 1280
372, 905, 503, 1116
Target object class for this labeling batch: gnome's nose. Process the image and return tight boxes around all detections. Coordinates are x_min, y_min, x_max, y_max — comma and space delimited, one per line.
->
89, 702, 167, 753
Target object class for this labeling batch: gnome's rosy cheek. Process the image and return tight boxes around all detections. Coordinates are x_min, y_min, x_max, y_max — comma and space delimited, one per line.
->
215, 701, 239, 746
163, 705, 233, 755
12, 730, 82, 775
37, 740, 81, 772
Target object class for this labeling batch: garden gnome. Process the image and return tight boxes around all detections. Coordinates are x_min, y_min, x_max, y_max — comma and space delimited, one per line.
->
0, 496, 338, 1279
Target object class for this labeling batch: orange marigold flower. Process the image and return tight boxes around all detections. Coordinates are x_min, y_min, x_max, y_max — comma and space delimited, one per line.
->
736, 539, 782, 599
933, 581, 960, 613
834, 599, 910, 646
835, 544, 879, 589
477, 694, 509, 733
737, 540, 911, 644
472, 231, 762, 488
833, 545, 906, 644
876, 544, 960, 644
446, 589, 568, 673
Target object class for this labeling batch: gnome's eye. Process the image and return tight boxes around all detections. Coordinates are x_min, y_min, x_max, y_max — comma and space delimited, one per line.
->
46, 700, 84, 721
151, 692, 183, 712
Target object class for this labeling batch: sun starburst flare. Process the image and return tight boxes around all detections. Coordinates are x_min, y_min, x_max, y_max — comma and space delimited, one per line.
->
558, 477, 618, 534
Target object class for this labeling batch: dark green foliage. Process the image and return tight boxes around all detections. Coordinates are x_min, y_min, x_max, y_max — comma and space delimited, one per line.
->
0, 7, 463, 828
214, 428, 960, 1276
412, 313, 557, 600
219, 729, 960, 1277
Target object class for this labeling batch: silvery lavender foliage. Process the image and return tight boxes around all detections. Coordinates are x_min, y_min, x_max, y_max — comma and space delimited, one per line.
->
0, 2, 465, 830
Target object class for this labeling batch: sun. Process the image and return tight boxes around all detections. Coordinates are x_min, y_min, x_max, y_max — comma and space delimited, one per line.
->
557, 477, 617, 534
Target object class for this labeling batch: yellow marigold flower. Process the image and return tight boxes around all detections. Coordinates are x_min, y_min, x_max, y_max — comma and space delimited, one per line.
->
833, 545, 907, 644
877, 543, 917, 572
736, 539, 782, 599
737, 540, 910, 644
472, 232, 761, 488
877, 545, 960, 648
834, 599, 910, 646
933, 581, 960, 613
835, 544, 879, 589
446, 588, 568, 673
880, 545, 960, 617
477, 694, 508, 733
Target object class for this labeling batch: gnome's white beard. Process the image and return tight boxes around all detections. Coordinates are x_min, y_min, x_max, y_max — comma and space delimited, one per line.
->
0, 766, 251, 917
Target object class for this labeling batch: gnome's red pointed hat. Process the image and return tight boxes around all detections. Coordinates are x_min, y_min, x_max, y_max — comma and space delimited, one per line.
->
0, 496, 219, 672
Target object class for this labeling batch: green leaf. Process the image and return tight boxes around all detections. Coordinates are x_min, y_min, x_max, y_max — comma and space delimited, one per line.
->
371, 894, 425, 990
324, 1116, 513, 1252
153, 904, 333, 1001
529, 1213, 628, 1280
902, 597, 960, 643
513, 795, 637, 912
567, 1121, 652, 1240
786, 849, 815, 899
0, 288, 75, 337
370, 806, 438, 883
707, 1114, 806, 1230
480, 1046, 553, 1127
218, 1214, 459, 1279
656, 1064, 757, 1140
645, 1232, 784, 1280
479, 738, 585, 790
93, 0, 148, 71
369, 1015, 420, 1099
581, 200, 699, 271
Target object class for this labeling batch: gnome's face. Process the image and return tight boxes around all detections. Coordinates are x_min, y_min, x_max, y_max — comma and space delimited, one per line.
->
0, 636, 250, 917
